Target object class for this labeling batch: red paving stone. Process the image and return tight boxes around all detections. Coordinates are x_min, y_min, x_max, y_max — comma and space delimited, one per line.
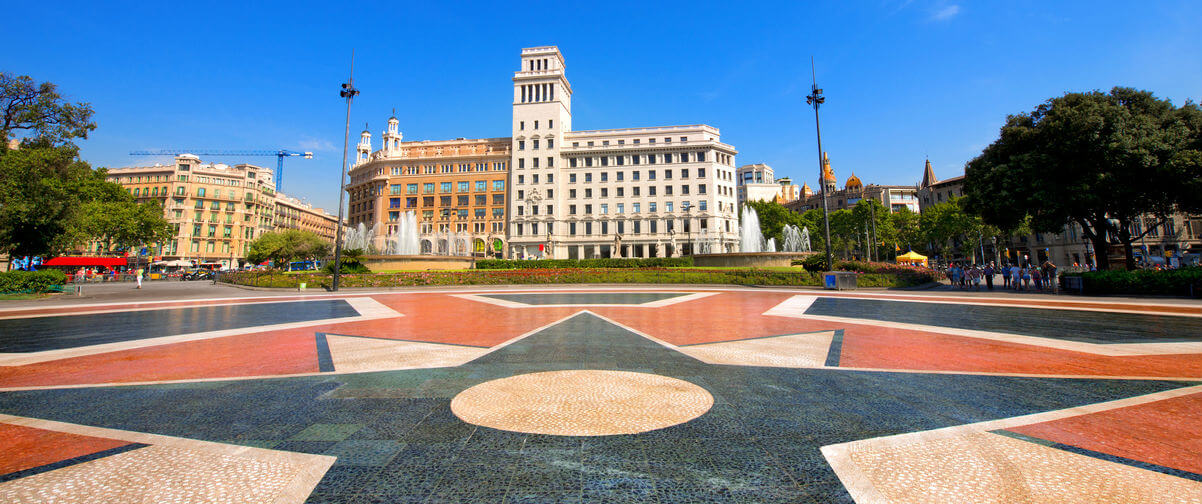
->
837, 323, 1202, 378
0, 330, 320, 388
592, 292, 804, 345
1006, 391, 1202, 475
2, 291, 1200, 388
336, 293, 583, 347
0, 423, 130, 474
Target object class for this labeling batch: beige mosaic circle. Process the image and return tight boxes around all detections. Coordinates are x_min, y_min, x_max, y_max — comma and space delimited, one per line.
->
451, 370, 714, 436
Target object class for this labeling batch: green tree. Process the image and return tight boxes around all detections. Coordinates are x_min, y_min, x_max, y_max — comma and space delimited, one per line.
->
890, 206, 922, 254
964, 87, 1202, 270
1, 73, 96, 145
919, 197, 984, 260
247, 230, 331, 269
850, 199, 894, 261
0, 143, 92, 258
80, 199, 174, 254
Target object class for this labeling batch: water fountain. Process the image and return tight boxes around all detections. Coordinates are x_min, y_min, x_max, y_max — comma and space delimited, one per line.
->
342, 222, 379, 253
355, 213, 474, 271
693, 205, 816, 267
387, 211, 420, 255
740, 206, 764, 253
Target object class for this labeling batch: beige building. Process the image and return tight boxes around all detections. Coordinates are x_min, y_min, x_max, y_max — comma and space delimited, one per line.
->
106, 154, 339, 268
346, 118, 511, 255
274, 193, 339, 242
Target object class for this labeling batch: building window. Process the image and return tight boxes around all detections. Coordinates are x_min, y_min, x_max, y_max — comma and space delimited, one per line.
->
458, 181, 469, 192
518, 140, 525, 150
570, 158, 577, 168
617, 203, 624, 214
441, 182, 452, 193
633, 203, 641, 213
519, 159, 525, 169
601, 204, 608, 214
476, 181, 486, 192
424, 183, 435, 193
493, 180, 505, 190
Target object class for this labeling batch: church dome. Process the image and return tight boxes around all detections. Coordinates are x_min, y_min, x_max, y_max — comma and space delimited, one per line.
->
845, 173, 862, 190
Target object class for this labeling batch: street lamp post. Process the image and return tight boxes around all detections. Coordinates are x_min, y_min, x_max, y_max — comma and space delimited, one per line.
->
806, 58, 834, 270
332, 51, 359, 292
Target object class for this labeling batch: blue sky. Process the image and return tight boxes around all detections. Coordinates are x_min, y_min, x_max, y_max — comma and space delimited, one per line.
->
8, 1, 1200, 212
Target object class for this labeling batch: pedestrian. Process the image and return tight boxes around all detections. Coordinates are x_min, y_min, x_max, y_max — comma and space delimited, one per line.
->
135, 267, 144, 289
1010, 264, 1022, 290
1031, 267, 1042, 291
1045, 261, 1058, 293
984, 262, 995, 290
1021, 265, 1031, 290
1001, 263, 1010, 288
969, 266, 982, 290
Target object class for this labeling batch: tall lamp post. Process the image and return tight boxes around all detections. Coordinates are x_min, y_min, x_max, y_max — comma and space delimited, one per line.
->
806, 58, 834, 270
332, 51, 359, 292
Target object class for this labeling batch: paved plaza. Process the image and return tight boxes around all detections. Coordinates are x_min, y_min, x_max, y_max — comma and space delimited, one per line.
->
0, 286, 1200, 503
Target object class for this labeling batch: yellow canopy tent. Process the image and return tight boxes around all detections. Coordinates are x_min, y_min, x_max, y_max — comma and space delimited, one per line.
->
896, 250, 928, 267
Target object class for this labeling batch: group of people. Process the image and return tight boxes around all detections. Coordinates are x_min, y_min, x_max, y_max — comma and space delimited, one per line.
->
944, 261, 1058, 292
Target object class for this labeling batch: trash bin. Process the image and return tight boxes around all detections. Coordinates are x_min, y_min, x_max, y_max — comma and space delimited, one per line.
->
824, 271, 857, 290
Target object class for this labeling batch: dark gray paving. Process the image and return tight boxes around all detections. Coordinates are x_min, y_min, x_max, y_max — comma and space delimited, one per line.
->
480, 292, 689, 305
0, 300, 358, 352
804, 297, 1202, 344
0, 312, 1189, 503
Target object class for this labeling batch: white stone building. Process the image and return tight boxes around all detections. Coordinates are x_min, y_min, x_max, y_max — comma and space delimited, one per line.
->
507, 46, 740, 259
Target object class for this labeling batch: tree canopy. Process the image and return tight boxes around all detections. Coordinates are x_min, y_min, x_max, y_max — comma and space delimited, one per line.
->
0, 142, 172, 258
964, 87, 1202, 269
247, 230, 331, 268
1, 73, 96, 145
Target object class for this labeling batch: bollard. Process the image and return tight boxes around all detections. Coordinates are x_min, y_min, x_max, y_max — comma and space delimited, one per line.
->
75, 285, 82, 296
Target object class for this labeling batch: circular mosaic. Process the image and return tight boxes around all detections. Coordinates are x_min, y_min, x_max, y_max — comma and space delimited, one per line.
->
450, 370, 714, 436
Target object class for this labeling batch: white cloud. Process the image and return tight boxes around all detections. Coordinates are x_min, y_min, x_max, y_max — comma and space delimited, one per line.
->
931, 4, 960, 21
296, 138, 336, 152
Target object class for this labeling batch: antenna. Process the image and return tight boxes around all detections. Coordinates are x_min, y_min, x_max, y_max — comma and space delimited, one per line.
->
810, 56, 817, 87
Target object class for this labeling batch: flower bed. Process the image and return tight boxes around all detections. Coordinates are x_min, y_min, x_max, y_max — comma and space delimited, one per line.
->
220, 267, 932, 289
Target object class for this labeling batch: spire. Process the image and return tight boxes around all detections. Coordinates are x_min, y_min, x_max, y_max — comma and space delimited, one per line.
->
921, 158, 937, 188
821, 152, 837, 193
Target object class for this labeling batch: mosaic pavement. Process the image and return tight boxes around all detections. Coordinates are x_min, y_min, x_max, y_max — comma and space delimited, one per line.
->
0, 287, 1200, 503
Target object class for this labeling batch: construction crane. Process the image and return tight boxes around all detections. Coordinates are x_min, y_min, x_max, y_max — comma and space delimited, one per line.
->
128, 149, 313, 193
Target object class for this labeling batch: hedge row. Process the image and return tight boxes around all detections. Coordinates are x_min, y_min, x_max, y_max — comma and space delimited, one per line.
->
474, 257, 694, 269
1061, 267, 1202, 297
0, 270, 68, 293
220, 267, 931, 289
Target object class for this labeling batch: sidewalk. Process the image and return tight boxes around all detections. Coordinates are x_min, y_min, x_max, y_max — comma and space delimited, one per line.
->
0, 281, 300, 309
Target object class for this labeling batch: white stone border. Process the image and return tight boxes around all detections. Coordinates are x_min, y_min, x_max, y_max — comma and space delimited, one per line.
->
0, 413, 337, 504
820, 384, 1202, 504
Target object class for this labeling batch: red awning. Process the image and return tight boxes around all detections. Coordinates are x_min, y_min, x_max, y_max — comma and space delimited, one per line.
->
42, 257, 128, 267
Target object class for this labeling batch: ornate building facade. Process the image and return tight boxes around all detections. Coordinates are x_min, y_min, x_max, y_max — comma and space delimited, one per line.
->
506, 47, 741, 259
105, 155, 284, 268
345, 119, 511, 256
786, 153, 919, 214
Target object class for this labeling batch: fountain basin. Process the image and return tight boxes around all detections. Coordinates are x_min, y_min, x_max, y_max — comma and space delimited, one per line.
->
692, 252, 815, 268
362, 255, 476, 271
